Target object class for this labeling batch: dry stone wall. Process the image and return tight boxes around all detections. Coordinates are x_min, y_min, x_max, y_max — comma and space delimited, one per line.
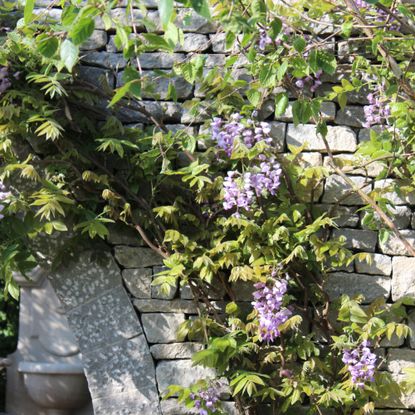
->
32, 1, 415, 414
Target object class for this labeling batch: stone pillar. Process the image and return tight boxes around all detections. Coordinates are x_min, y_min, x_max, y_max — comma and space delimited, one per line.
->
49, 250, 161, 415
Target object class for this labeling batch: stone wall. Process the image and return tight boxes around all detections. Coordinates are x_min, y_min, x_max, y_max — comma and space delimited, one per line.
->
28, 1, 415, 414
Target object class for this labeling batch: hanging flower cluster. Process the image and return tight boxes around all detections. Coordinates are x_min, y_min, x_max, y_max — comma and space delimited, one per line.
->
190, 385, 221, 415
342, 340, 377, 388
257, 22, 293, 51
223, 157, 282, 212
212, 114, 272, 156
252, 278, 292, 343
363, 86, 391, 128
0, 67, 11, 95
294, 70, 323, 93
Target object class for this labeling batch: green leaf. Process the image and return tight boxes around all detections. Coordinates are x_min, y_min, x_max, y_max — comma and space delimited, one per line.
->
37, 36, 59, 58
275, 93, 289, 117
24, 0, 35, 24
190, 0, 211, 19
60, 39, 79, 72
70, 17, 95, 46
293, 37, 306, 53
159, 0, 174, 27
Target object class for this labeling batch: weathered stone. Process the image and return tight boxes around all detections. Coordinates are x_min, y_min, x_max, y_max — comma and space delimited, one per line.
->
380, 230, 415, 256
67, 286, 142, 351
175, 34, 209, 52
325, 272, 391, 303
205, 54, 226, 68
50, 251, 121, 310
374, 179, 415, 206
181, 101, 211, 123
122, 268, 152, 298
81, 52, 127, 69
408, 309, 415, 349
297, 152, 323, 167
152, 266, 178, 300
323, 153, 384, 178
83, 335, 160, 411
80, 30, 108, 51
175, 8, 217, 33
114, 246, 162, 268
109, 8, 145, 29
358, 125, 385, 143
275, 102, 336, 122
360, 206, 412, 230
286, 124, 357, 153
323, 174, 371, 205
142, 313, 185, 343
150, 342, 203, 359
314, 204, 360, 228
331, 228, 377, 252
335, 106, 366, 128
156, 360, 216, 394
107, 223, 144, 246
134, 299, 198, 313
139, 53, 186, 69
269, 122, 286, 152
391, 256, 415, 300
209, 33, 232, 53
355, 253, 392, 276
180, 284, 193, 299
76, 66, 114, 89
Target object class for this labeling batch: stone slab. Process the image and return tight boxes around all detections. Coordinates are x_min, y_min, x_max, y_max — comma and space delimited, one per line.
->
355, 253, 392, 276
150, 342, 203, 359
122, 268, 152, 298
142, 313, 185, 343
114, 246, 163, 268
391, 256, 415, 301
134, 299, 198, 313
331, 228, 378, 252
380, 230, 415, 256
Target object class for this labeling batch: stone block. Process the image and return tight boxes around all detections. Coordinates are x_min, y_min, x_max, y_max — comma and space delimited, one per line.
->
134, 299, 198, 313
114, 246, 163, 268
76, 66, 114, 89
67, 286, 142, 351
380, 230, 415, 256
355, 253, 392, 276
322, 174, 371, 205
313, 204, 359, 228
156, 360, 216, 395
122, 268, 152, 298
331, 228, 377, 252
361, 206, 412, 230
325, 272, 391, 303
275, 102, 335, 122
82, 335, 159, 404
358, 125, 385, 143
81, 51, 127, 69
335, 106, 366, 128
286, 124, 357, 153
210, 33, 232, 53
162, 102, 184, 123
268, 122, 286, 152
150, 342, 203, 359
323, 153, 384, 178
374, 179, 415, 206
142, 313, 185, 343
50, 251, 121, 310
80, 30, 108, 51
391, 256, 415, 301
205, 54, 226, 68
175, 33, 209, 52
107, 223, 144, 246
139, 53, 186, 69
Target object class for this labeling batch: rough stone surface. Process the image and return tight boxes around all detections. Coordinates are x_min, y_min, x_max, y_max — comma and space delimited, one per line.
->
323, 174, 371, 205
391, 256, 415, 301
142, 313, 185, 343
276, 102, 336, 122
380, 230, 415, 256
114, 246, 163, 268
80, 30, 108, 50
150, 342, 203, 359
286, 124, 357, 153
139, 53, 186, 69
375, 179, 415, 206
355, 253, 392, 276
122, 268, 152, 298
335, 105, 366, 128
134, 299, 198, 314
76, 66, 114, 89
107, 223, 144, 246
314, 204, 359, 227
331, 228, 378, 252
81, 51, 127, 69
156, 360, 216, 395
325, 272, 391, 303
175, 34, 210, 52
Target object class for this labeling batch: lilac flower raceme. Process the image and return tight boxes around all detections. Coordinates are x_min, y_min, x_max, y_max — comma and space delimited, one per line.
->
294, 70, 323, 93
363, 86, 391, 128
212, 114, 272, 156
258, 28, 273, 51
342, 340, 377, 388
252, 278, 292, 343
190, 385, 220, 415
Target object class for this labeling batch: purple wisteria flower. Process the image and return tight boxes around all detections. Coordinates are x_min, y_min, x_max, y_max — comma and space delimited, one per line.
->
212, 114, 272, 156
294, 70, 323, 93
363, 87, 391, 128
258, 28, 273, 51
0, 66, 11, 95
190, 385, 220, 415
342, 340, 377, 388
252, 277, 292, 343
